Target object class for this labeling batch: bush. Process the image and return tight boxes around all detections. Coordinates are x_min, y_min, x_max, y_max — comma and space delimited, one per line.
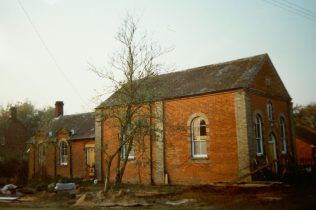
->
0, 159, 28, 185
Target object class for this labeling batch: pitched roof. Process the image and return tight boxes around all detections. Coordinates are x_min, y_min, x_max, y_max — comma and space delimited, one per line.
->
50, 112, 95, 140
101, 54, 271, 107
296, 125, 316, 145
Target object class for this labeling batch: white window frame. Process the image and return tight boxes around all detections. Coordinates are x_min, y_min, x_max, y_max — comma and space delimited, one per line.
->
255, 114, 264, 156
59, 141, 68, 166
122, 142, 135, 160
280, 117, 287, 154
191, 117, 208, 158
267, 101, 273, 121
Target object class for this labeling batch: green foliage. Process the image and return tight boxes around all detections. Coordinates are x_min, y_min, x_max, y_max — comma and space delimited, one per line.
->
0, 100, 54, 136
27, 179, 50, 191
0, 159, 28, 185
294, 103, 316, 130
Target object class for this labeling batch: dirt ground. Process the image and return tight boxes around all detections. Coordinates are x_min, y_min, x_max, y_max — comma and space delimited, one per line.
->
1, 180, 316, 210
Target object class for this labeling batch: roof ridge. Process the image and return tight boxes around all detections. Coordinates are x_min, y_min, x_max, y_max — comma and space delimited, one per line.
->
100, 53, 271, 107
54, 112, 94, 119
158, 53, 269, 77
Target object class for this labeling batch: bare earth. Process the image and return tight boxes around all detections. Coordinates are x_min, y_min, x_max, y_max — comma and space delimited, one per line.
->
1, 181, 316, 210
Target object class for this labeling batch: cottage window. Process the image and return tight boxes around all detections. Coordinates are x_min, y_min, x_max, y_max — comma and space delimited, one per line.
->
59, 141, 68, 165
255, 114, 264, 156
280, 117, 287, 154
191, 117, 207, 158
267, 101, 273, 121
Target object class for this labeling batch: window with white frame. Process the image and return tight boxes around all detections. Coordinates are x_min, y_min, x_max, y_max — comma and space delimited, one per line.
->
267, 101, 273, 121
59, 141, 68, 165
280, 117, 287, 154
255, 114, 264, 155
191, 117, 207, 158
122, 142, 135, 160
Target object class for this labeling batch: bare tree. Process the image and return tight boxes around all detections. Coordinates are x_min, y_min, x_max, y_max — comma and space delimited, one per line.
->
91, 14, 167, 193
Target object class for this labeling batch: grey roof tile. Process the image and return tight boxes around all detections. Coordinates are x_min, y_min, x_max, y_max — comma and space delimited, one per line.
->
50, 112, 95, 140
100, 54, 268, 107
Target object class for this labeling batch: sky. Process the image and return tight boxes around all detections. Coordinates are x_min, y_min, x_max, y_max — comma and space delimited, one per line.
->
1, 0, 316, 114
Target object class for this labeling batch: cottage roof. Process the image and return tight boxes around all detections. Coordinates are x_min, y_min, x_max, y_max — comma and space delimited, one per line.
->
50, 112, 95, 140
100, 54, 280, 107
296, 125, 316, 145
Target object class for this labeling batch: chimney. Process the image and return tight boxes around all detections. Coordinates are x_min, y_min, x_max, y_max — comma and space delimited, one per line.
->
55, 101, 64, 117
10, 107, 17, 120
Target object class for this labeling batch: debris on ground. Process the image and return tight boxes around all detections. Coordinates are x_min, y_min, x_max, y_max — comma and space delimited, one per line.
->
1, 180, 316, 209
165, 198, 196, 206
74, 190, 151, 207
53, 182, 78, 199
0, 196, 18, 201
0, 184, 17, 195
54, 182, 76, 191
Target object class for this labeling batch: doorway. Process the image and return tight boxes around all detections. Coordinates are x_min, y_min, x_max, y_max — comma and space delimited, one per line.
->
268, 133, 278, 174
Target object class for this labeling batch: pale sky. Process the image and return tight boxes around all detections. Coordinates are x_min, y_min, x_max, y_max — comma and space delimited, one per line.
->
1, 0, 316, 114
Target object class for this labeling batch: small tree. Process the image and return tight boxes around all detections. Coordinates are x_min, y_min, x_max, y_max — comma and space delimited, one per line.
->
92, 14, 167, 193
0, 101, 55, 136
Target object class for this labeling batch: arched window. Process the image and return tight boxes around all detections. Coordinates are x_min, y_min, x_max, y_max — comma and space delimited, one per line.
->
59, 141, 68, 165
267, 101, 273, 121
191, 117, 207, 158
280, 117, 287, 154
255, 114, 264, 155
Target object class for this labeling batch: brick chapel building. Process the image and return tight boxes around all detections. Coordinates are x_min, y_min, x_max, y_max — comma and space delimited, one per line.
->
28, 102, 95, 179
95, 54, 296, 185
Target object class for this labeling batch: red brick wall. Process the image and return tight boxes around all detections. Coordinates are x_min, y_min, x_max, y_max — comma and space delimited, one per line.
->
28, 129, 95, 180
249, 95, 292, 149
250, 60, 289, 98
55, 130, 71, 177
248, 94, 293, 173
71, 139, 94, 178
248, 60, 294, 176
28, 146, 35, 179
102, 116, 152, 184
296, 137, 313, 165
45, 142, 56, 178
164, 92, 239, 184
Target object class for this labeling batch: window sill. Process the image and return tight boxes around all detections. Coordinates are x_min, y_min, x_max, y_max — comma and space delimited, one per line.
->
123, 157, 135, 161
191, 156, 208, 160
128, 156, 135, 160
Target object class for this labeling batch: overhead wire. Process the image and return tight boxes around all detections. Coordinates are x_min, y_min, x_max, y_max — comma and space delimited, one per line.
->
262, 0, 316, 24
281, 0, 316, 19
16, 0, 91, 112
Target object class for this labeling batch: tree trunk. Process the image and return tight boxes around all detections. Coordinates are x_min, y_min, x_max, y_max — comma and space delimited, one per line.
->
104, 156, 114, 193
117, 139, 133, 186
